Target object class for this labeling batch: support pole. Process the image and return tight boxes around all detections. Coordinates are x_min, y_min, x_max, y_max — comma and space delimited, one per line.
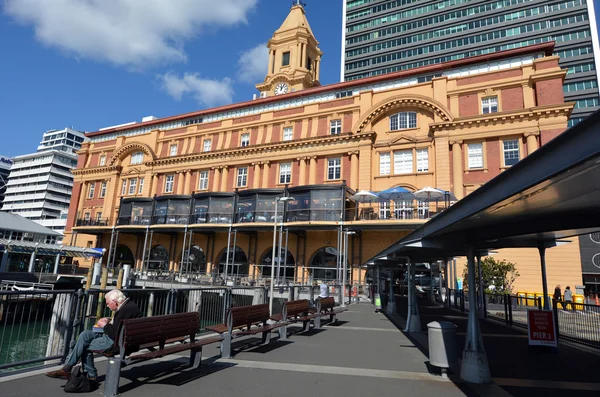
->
106, 227, 116, 268
404, 260, 421, 332
477, 252, 485, 318
224, 224, 232, 281
538, 243, 551, 310
277, 223, 283, 283
460, 244, 491, 384
342, 231, 348, 307
53, 253, 61, 275
28, 248, 38, 273
0, 249, 9, 272
180, 226, 188, 281
140, 226, 149, 274
284, 229, 289, 282
268, 200, 280, 315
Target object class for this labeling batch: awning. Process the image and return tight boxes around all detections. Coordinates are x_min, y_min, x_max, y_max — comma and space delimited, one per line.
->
0, 239, 104, 258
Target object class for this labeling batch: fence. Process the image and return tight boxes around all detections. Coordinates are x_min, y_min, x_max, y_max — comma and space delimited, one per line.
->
0, 283, 357, 374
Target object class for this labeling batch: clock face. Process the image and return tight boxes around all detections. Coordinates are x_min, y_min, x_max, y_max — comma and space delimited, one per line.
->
274, 83, 289, 95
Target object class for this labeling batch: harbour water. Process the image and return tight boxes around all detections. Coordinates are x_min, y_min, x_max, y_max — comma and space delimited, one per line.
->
0, 320, 51, 372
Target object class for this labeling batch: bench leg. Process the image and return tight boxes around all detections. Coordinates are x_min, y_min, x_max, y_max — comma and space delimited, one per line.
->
220, 333, 232, 359
278, 324, 288, 340
261, 330, 272, 345
189, 346, 202, 368
330, 313, 336, 323
302, 320, 310, 332
314, 316, 321, 329
103, 357, 122, 397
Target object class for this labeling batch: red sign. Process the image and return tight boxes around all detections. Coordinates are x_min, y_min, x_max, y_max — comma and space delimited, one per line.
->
527, 310, 557, 347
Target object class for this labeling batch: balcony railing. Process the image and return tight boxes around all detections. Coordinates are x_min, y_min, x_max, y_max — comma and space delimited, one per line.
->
76, 218, 111, 227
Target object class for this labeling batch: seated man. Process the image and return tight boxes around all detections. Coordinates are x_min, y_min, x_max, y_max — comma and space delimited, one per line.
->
46, 289, 141, 381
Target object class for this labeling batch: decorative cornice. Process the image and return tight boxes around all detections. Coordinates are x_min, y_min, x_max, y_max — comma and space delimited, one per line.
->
524, 131, 541, 137
146, 132, 375, 167
72, 165, 121, 176
428, 104, 573, 135
448, 139, 464, 146
107, 142, 157, 166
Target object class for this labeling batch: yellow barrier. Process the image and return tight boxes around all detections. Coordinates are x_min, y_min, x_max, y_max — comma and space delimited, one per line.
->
526, 291, 537, 307
517, 291, 527, 306
573, 294, 585, 311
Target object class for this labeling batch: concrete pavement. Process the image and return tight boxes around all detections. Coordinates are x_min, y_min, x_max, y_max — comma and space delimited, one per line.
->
0, 303, 472, 397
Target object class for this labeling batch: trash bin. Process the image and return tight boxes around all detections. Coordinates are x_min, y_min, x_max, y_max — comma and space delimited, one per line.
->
428, 321, 458, 373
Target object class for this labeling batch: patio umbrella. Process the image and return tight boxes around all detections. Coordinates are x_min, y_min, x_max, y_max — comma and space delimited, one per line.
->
413, 186, 446, 202
378, 186, 415, 201
350, 190, 380, 203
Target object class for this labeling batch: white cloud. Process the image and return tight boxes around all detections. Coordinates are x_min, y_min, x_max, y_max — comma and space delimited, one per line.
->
237, 43, 269, 83
3, 0, 258, 67
159, 72, 234, 107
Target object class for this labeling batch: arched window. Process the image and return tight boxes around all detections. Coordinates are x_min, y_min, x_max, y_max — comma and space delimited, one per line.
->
130, 152, 144, 165
307, 247, 339, 281
389, 111, 417, 130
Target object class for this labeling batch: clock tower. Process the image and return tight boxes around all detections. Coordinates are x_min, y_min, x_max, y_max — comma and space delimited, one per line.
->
256, 2, 323, 97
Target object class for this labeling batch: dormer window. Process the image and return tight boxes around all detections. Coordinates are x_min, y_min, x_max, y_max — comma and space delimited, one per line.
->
282, 52, 290, 67
390, 112, 417, 131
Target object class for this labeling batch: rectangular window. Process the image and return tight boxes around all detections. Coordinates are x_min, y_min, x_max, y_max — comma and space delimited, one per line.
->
279, 163, 291, 184
241, 133, 250, 147
503, 139, 520, 166
88, 183, 95, 199
327, 158, 341, 180
390, 112, 417, 130
393, 150, 413, 174
165, 175, 174, 193
99, 155, 106, 166
128, 178, 137, 195
84, 213, 90, 221
198, 171, 209, 190
203, 139, 211, 152
138, 178, 144, 194
121, 180, 127, 195
100, 181, 107, 198
379, 153, 390, 175
282, 52, 290, 66
416, 148, 429, 172
468, 143, 484, 169
169, 144, 178, 156
283, 127, 293, 141
237, 167, 248, 187
330, 119, 342, 135
130, 152, 143, 165
482, 96, 498, 114
96, 212, 103, 221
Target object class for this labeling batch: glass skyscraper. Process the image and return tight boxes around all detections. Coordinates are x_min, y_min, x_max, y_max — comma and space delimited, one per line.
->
341, 0, 600, 126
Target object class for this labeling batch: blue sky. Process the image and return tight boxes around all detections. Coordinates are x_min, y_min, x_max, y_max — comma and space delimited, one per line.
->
0, 0, 343, 157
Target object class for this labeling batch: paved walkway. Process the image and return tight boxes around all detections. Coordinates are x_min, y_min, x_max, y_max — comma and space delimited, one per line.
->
389, 296, 600, 397
0, 303, 473, 397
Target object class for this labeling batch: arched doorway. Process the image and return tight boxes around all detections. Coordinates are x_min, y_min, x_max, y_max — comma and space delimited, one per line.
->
216, 246, 248, 277
259, 247, 295, 280
148, 245, 169, 271
307, 247, 338, 281
112, 245, 134, 267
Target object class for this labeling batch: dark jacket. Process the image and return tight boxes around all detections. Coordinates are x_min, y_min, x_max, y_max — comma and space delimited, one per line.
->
103, 299, 142, 341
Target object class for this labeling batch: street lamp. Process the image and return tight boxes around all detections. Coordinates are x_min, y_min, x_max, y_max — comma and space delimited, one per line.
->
341, 230, 356, 307
269, 195, 295, 315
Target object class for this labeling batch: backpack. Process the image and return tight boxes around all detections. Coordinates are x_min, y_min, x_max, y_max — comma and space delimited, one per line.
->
63, 366, 97, 393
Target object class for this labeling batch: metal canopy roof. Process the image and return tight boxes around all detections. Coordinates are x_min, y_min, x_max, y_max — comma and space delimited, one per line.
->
0, 212, 63, 237
367, 109, 600, 264
0, 239, 103, 258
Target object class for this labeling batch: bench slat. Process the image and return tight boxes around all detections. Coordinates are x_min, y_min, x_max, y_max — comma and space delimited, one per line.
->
129, 336, 223, 361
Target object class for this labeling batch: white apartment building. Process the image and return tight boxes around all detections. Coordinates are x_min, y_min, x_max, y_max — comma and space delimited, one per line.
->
0, 155, 13, 209
2, 128, 86, 242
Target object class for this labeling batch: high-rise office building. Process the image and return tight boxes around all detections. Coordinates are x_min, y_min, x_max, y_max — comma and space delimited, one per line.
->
2, 128, 86, 241
341, 0, 600, 126
0, 155, 13, 209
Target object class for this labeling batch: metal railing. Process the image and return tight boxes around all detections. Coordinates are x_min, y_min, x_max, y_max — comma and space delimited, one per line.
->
445, 289, 600, 349
0, 283, 353, 374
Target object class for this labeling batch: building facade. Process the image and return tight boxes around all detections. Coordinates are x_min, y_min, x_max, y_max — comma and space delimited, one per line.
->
0, 155, 12, 210
66, 4, 580, 292
341, 0, 600, 127
2, 128, 86, 241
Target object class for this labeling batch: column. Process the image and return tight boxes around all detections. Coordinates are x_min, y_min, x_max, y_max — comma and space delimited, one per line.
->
269, 50, 274, 74
298, 157, 307, 186
538, 243, 551, 310
349, 151, 359, 191
0, 250, 9, 272
183, 170, 191, 194
177, 172, 185, 194
253, 163, 261, 188
451, 140, 464, 199
150, 174, 159, 196
213, 167, 222, 192
261, 162, 270, 188
526, 132, 539, 155
460, 245, 491, 383
405, 259, 421, 332
308, 156, 317, 185
220, 166, 229, 192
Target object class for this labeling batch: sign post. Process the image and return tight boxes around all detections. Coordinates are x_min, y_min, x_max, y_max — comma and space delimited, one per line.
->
527, 309, 557, 347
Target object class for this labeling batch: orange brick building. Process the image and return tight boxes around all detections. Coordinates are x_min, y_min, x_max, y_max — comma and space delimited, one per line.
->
66, 4, 580, 291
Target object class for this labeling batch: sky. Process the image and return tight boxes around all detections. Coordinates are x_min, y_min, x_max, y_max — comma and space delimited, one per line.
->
0, 0, 343, 157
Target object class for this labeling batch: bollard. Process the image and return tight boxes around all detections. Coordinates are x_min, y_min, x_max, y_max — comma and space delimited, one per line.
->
85, 267, 93, 290
92, 262, 102, 285
122, 264, 131, 288
116, 268, 124, 289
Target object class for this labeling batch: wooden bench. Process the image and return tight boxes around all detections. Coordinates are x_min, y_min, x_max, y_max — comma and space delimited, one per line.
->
271, 299, 320, 336
313, 297, 348, 328
205, 303, 287, 358
102, 312, 223, 397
